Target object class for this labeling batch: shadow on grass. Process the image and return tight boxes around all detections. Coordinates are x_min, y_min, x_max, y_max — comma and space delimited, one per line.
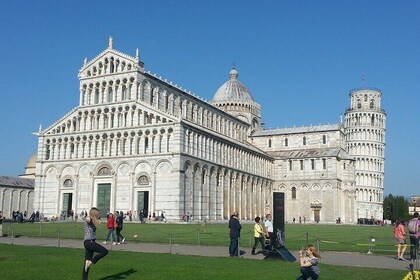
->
99, 268, 137, 280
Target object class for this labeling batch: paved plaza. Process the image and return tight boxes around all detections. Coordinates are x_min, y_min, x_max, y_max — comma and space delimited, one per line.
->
0, 236, 416, 271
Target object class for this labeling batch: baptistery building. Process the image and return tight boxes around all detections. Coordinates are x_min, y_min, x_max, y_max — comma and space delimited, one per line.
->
33, 39, 385, 223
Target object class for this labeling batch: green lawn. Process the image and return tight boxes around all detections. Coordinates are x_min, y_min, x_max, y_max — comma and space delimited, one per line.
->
0, 243, 405, 280
3, 221, 396, 254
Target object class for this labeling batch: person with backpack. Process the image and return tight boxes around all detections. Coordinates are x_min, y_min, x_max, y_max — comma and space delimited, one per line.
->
408, 212, 420, 262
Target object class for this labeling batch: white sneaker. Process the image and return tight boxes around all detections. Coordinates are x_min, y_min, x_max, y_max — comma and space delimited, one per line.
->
84, 260, 92, 272
117, 242, 121, 245
112, 242, 117, 245
102, 241, 107, 244
122, 238, 125, 243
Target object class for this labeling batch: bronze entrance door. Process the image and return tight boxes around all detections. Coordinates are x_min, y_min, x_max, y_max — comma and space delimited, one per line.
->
97, 183, 111, 215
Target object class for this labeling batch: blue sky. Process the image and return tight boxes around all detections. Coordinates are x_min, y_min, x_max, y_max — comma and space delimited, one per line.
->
0, 1, 418, 197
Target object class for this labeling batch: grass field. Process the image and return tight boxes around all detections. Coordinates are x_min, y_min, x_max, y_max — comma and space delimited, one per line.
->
0, 243, 406, 280
2, 221, 397, 254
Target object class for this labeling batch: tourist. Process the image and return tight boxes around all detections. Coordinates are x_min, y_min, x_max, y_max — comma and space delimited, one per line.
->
264, 214, 274, 251
103, 213, 117, 245
115, 211, 126, 244
297, 244, 321, 280
228, 211, 241, 257
83, 207, 108, 280
408, 212, 420, 262
394, 219, 407, 260
251, 216, 265, 255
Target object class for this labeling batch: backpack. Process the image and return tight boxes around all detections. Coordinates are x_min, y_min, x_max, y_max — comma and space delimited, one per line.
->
408, 219, 419, 234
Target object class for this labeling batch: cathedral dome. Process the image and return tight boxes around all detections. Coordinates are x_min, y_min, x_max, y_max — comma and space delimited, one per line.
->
212, 68, 254, 102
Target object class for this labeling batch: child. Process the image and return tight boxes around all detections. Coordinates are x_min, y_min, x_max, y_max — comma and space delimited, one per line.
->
251, 216, 265, 255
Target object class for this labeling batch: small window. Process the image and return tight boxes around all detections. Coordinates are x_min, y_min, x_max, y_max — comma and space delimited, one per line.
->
357, 99, 361, 109
300, 160, 304, 170
303, 136, 307, 146
63, 179, 73, 188
289, 160, 293, 171
343, 163, 346, 170
268, 139, 272, 148
323, 159, 326, 169
322, 135, 326, 144
292, 187, 296, 199
364, 95, 368, 102
370, 100, 374, 109
45, 146, 50, 160
285, 138, 288, 147
311, 159, 315, 170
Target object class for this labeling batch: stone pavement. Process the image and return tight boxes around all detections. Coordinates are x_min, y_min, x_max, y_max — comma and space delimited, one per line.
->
0, 236, 417, 271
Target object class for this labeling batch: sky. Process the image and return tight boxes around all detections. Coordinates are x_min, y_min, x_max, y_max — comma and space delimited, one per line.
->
0, 1, 419, 198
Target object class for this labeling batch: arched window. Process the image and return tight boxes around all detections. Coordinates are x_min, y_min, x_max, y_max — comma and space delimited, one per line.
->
322, 135, 327, 144
108, 88, 113, 102
94, 89, 99, 104
303, 136, 307, 146
268, 139, 272, 148
63, 179, 73, 188
285, 138, 288, 147
364, 95, 368, 102
292, 187, 296, 199
357, 99, 361, 109
98, 166, 112, 176
370, 99, 374, 109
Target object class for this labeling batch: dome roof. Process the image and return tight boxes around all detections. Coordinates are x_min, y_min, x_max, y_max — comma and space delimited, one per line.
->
212, 68, 254, 102
26, 154, 37, 169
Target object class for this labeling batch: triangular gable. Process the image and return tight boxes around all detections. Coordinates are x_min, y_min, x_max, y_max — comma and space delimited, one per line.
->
78, 47, 144, 79
42, 99, 180, 136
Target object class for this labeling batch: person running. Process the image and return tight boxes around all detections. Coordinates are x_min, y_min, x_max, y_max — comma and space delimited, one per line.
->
83, 207, 108, 279
297, 244, 321, 280
394, 219, 407, 260
103, 213, 117, 245
251, 216, 265, 255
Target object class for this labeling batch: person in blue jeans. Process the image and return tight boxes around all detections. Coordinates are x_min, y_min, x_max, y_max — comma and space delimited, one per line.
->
297, 244, 320, 280
83, 207, 108, 280
103, 213, 117, 245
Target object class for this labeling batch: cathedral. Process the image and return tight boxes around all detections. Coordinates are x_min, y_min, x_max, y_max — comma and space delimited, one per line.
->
33, 38, 386, 223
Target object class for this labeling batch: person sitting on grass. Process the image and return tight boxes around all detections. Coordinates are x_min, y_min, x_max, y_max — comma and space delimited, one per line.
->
297, 244, 320, 280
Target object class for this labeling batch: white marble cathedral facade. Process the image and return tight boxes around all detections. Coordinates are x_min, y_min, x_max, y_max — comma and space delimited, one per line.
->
33, 39, 385, 223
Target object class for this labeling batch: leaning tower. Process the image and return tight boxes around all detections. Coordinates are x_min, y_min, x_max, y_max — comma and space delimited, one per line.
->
344, 88, 386, 221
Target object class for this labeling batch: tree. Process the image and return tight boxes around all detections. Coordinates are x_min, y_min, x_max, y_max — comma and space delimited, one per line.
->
383, 194, 409, 222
